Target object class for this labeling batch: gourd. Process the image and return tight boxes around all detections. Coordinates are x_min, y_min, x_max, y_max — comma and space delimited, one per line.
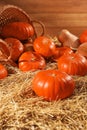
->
58, 29, 80, 50
76, 42, 87, 58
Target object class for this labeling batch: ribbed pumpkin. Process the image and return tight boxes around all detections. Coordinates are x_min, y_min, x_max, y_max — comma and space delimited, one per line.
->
52, 46, 73, 61
57, 53, 87, 76
1, 22, 35, 40
18, 51, 46, 72
32, 69, 75, 101
5, 38, 24, 61
33, 36, 56, 57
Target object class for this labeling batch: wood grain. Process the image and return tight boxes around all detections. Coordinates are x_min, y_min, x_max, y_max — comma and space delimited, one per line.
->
1, 0, 87, 37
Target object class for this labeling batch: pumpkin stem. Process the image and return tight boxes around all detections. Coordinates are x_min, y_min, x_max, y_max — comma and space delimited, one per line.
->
51, 73, 57, 77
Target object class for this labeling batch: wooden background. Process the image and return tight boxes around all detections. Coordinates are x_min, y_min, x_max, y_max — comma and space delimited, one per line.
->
0, 0, 87, 37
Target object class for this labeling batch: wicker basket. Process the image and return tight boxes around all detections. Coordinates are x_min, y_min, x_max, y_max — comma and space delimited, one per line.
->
0, 5, 45, 40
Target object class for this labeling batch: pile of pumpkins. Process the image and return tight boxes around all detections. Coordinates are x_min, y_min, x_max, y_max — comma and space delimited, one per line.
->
0, 21, 87, 101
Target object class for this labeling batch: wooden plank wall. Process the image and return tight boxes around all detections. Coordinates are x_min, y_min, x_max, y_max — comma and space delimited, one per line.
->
1, 0, 87, 37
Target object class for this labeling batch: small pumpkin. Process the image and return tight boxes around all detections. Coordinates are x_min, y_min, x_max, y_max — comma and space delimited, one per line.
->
33, 36, 56, 57
52, 46, 73, 61
18, 51, 46, 72
1, 22, 34, 40
5, 38, 24, 61
57, 53, 87, 76
32, 69, 75, 101
80, 30, 87, 43
0, 63, 8, 79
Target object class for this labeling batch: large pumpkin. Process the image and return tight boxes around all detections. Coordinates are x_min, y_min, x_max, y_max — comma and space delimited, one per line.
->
18, 51, 46, 72
32, 69, 75, 101
57, 53, 87, 76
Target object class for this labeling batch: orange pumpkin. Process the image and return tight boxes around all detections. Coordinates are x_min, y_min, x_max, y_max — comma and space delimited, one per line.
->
18, 51, 46, 72
52, 46, 73, 61
0, 63, 8, 79
5, 38, 24, 61
57, 53, 87, 76
80, 30, 87, 43
32, 69, 75, 101
1, 22, 34, 40
33, 36, 56, 57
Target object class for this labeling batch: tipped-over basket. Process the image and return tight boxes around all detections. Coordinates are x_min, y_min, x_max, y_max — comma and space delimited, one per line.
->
0, 5, 45, 40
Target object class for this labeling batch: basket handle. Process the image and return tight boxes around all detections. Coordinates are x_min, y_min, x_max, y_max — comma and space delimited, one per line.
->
31, 20, 45, 37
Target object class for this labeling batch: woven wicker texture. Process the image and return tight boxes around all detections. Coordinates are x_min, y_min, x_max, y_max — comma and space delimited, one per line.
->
0, 5, 45, 39
0, 5, 32, 31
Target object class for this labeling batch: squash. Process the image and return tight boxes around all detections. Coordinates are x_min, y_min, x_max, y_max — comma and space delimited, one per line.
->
58, 29, 80, 50
76, 42, 87, 58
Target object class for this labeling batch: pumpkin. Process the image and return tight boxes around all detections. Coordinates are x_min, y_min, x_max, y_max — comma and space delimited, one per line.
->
1, 22, 34, 40
76, 42, 87, 58
57, 53, 87, 76
80, 30, 87, 43
33, 36, 56, 57
32, 69, 75, 101
18, 51, 46, 72
0, 63, 8, 79
5, 38, 24, 61
52, 46, 73, 61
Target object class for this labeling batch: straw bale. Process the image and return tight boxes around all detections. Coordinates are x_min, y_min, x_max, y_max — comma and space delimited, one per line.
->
0, 62, 87, 130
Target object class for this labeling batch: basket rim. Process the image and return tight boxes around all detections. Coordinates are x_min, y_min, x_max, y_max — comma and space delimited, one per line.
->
0, 4, 31, 22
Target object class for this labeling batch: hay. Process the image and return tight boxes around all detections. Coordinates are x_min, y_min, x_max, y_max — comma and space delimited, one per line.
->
0, 62, 87, 130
